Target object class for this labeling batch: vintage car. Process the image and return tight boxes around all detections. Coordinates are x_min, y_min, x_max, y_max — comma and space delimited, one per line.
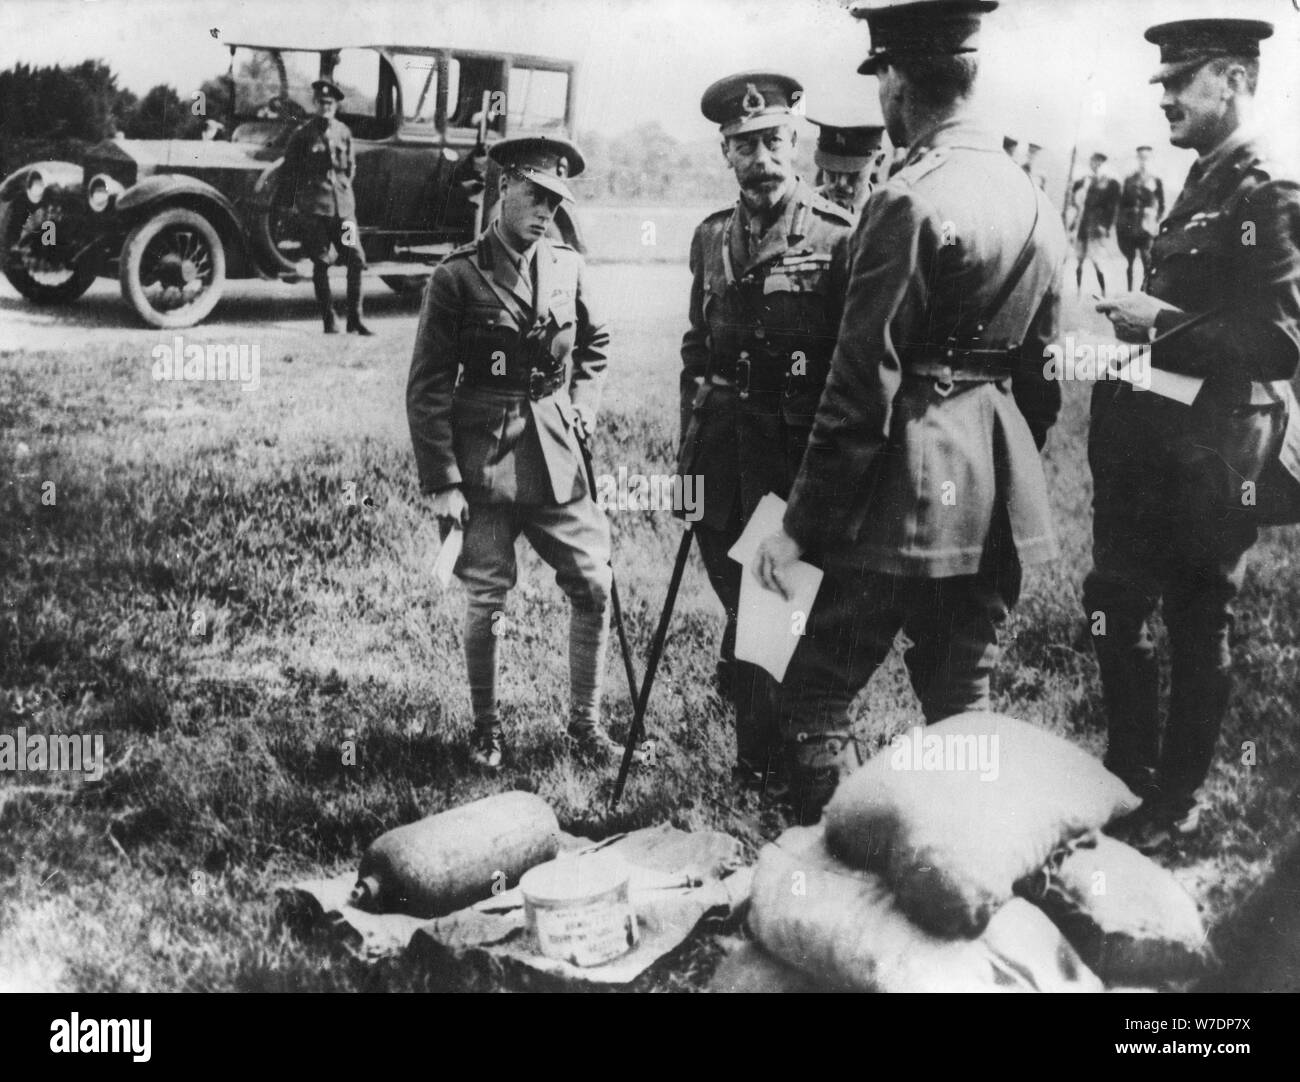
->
0, 42, 583, 327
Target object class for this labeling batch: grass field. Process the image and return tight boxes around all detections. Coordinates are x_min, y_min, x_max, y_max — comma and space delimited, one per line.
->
1, 249, 1298, 992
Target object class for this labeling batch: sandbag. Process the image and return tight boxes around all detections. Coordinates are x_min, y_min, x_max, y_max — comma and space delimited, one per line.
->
824, 712, 1140, 937
748, 825, 1103, 993
707, 940, 827, 993
1018, 832, 1211, 986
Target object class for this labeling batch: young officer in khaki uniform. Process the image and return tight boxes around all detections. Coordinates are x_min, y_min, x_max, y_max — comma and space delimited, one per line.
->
810, 117, 886, 216
1091, 19, 1300, 851
679, 72, 855, 794
754, 0, 1066, 821
280, 78, 372, 335
407, 136, 620, 768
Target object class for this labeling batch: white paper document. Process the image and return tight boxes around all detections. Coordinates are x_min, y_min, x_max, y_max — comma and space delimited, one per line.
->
726, 493, 823, 682
1126, 364, 1204, 406
433, 526, 463, 588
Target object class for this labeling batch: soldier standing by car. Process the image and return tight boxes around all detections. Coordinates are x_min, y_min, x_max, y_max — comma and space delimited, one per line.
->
752, 0, 1066, 821
1089, 18, 1300, 852
408, 136, 622, 769
279, 78, 373, 335
679, 71, 854, 794
1116, 144, 1167, 291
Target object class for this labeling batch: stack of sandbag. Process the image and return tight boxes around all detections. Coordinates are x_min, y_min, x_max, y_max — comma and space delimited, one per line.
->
823, 712, 1142, 936
735, 712, 1157, 991
1016, 832, 1212, 987
744, 824, 1103, 992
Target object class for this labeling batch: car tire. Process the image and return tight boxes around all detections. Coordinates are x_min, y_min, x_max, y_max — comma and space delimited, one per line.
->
0, 198, 97, 305
119, 206, 226, 328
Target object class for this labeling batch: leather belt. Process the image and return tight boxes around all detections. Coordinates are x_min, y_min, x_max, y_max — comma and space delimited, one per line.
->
710, 351, 810, 398
458, 367, 565, 400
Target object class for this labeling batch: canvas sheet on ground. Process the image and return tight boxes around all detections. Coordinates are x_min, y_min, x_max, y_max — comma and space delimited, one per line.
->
277, 824, 752, 985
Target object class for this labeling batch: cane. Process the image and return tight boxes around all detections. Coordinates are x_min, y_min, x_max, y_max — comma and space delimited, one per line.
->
576, 429, 640, 707
610, 520, 694, 809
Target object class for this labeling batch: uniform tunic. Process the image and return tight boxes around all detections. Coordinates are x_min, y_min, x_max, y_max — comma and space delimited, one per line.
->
1083, 129, 1300, 807
775, 119, 1066, 730
677, 178, 853, 765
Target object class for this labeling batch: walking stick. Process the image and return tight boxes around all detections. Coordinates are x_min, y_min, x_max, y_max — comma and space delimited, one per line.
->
610, 520, 694, 809
576, 429, 639, 706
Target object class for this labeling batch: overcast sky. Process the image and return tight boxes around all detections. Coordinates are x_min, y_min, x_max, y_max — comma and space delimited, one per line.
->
3, 0, 1298, 187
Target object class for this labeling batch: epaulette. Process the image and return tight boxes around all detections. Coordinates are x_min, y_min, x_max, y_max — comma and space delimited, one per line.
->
807, 190, 855, 226
892, 145, 951, 187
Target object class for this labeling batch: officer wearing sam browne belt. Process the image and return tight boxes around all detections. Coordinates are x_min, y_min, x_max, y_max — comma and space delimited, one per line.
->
1090, 18, 1300, 852
407, 136, 622, 769
753, 0, 1066, 821
678, 71, 854, 795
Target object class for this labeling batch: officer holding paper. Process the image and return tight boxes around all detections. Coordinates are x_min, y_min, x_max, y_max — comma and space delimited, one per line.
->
1089, 19, 1300, 852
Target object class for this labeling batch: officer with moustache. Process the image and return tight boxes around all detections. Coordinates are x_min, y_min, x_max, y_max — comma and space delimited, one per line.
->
408, 136, 621, 769
679, 72, 854, 793
1090, 19, 1300, 851
753, 0, 1066, 820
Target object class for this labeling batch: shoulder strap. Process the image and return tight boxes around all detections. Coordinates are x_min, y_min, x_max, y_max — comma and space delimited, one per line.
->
974, 176, 1042, 339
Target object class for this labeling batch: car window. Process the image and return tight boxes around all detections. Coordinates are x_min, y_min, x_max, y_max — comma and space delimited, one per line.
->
232, 48, 313, 123
508, 66, 569, 132
332, 48, 379, 118
393, 52, 439, 126
446, 55, 505, 133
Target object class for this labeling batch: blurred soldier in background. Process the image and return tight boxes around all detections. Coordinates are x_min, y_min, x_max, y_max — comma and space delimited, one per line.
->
811, 116, 887, 215
754, 0, 1066, 821
1023, 141, 1047, 191
1091, 18, 1300, 852
1068, 150, 1120, 296
408, 136, 622, 769
1117, 144, 1167, 290
279, 79, 372, 335
679, 72, 855, 795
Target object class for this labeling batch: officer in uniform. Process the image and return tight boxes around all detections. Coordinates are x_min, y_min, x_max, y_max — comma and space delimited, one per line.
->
754, 0, 1066, 820
280, 79, 372, 335
679, 72, 855, 792
1116, 145, 1167, 291
407, 136, 621, 768
1090, 19, 1300, 850
1069, 151, 1120, 296
810, 116, 887, 215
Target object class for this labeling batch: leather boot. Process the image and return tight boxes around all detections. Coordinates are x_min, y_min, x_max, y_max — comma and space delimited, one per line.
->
313, 264, 337, 333
786, 730, 861, 825
345, 262, 373, 335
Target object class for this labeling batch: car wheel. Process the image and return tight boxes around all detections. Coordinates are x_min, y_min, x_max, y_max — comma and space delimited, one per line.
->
0, 198, 97, 304
119, 207, 226, 328
380, 275, 426, 295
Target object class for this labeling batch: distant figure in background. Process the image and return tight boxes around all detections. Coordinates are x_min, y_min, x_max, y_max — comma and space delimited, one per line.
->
1068, 151, 1120, 295
1117, 144, 1167, 290
200, 119, 226, 141
1003, 134, 1019, 160
811, 117, 887, 215
1023, 141, 1047, 191
279, 79, 372, 335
